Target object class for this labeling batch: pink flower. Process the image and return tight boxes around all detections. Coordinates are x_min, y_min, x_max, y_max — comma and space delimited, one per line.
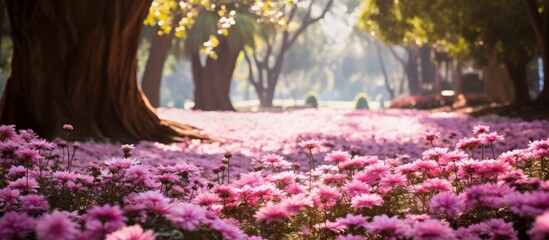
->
366, 214, 408, 239
457, 137, 482, 150
479, 132, 505, 143
422, 148, 448, 161
351, 193, 383, 210
193, 191, 222, 207
379, 173, 408, 188
325, 150, 351, 163
419, 178, 452, 193
8, 177, 39, 193
133, 191, 172, 215
21, 194, 49, 214
0, 212, 35, 240
343, 180, 371, 197
36, 210, 80, 240
429, 192, 465, 218
105, 225, 155, 240
84, 205, 127, 237
335, 234, 363, 240
530, 211, 549, 240
166, 203, 207, 231
0, 125, 17, 141
281, 194, 313, 213
63, 124, 74, 131
312, 185, 341, 207
299, 139, 322, 150
504, 191, 549, 216
528, 138, 549, 158
423, 131, 440, 142
254, 202, 291, 224
15, 148, 40, 162
207, 218, 247, 240
464, 183, 514, 209
0, 188, 20, 210
257, 154, 292, 169
409, 219, 456, 240
335, 214, 367, 229
473, 125, 490, 135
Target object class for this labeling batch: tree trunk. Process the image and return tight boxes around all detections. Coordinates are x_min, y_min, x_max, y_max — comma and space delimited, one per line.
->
505, 58, 531, 103
522, 0, 549, 104
0, 0, 207, 143
374, 41, 394, 99
452, 59, 463, 94
419, 46, 437, 91
192, 38, 241, 111
406, 46, 421, 95
141, 30, 174, 108
483, 57, 514, 102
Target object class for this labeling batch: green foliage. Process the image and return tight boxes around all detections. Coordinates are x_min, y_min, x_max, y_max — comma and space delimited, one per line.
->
354, 92, 370, 110
304, 91, 319, 108
358, 0, 537, 66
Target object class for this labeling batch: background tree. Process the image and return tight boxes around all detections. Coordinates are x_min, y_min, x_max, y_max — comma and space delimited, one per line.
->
523, 0, 549, 103
359, 0, 539, 103
244, 0, 334, 108
0, 0, 206, 143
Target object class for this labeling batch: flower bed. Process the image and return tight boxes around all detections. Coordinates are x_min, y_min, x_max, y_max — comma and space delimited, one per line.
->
1, 109, 549, 239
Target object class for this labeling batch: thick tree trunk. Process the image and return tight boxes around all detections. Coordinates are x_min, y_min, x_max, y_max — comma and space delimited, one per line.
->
483, 57, 514, 102
505, 58, 531, 103
0, 0, 207, 143
406, 46, 421, 95
141, 30, 174, 108
192, 38, 241, 111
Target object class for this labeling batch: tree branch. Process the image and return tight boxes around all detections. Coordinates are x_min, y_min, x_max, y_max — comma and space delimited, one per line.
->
522, 0, 543, 44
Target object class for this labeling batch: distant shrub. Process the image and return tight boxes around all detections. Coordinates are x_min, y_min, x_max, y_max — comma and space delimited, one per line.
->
304, 91, 319, 108
354, 93, 370, 110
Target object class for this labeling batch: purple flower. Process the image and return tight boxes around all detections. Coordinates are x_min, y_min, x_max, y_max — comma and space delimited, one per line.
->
0, 212, 35, 240
84, 205, 127, 238
530, 212, 549, 240
335, 234, 364, 240
208, 218, 247, 240
8, 177, 39, 193
0, 125, 17, 141
36, 210, 80, 240
21, 194, 50, 214
335, 214, 367, 229
105, 225, 155, 240
366, 214, 408, 239
409, 219, 456, 240
0, 188, 20, 210
429, 192, 465, 218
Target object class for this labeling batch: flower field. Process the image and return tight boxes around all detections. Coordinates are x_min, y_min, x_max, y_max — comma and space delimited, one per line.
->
1, 109, 549, 239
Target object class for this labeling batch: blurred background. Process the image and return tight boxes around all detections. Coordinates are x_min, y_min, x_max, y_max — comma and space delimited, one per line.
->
0, 0, 546, 112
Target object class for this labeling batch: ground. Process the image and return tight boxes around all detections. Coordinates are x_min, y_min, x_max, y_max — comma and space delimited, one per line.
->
73, 108, 549, 178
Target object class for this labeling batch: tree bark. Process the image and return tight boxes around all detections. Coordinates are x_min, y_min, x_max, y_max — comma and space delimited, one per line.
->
505, 57, 531, 103
0, 0, 207, 143
192, 37, 241, 111
141, 30, 174, 108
